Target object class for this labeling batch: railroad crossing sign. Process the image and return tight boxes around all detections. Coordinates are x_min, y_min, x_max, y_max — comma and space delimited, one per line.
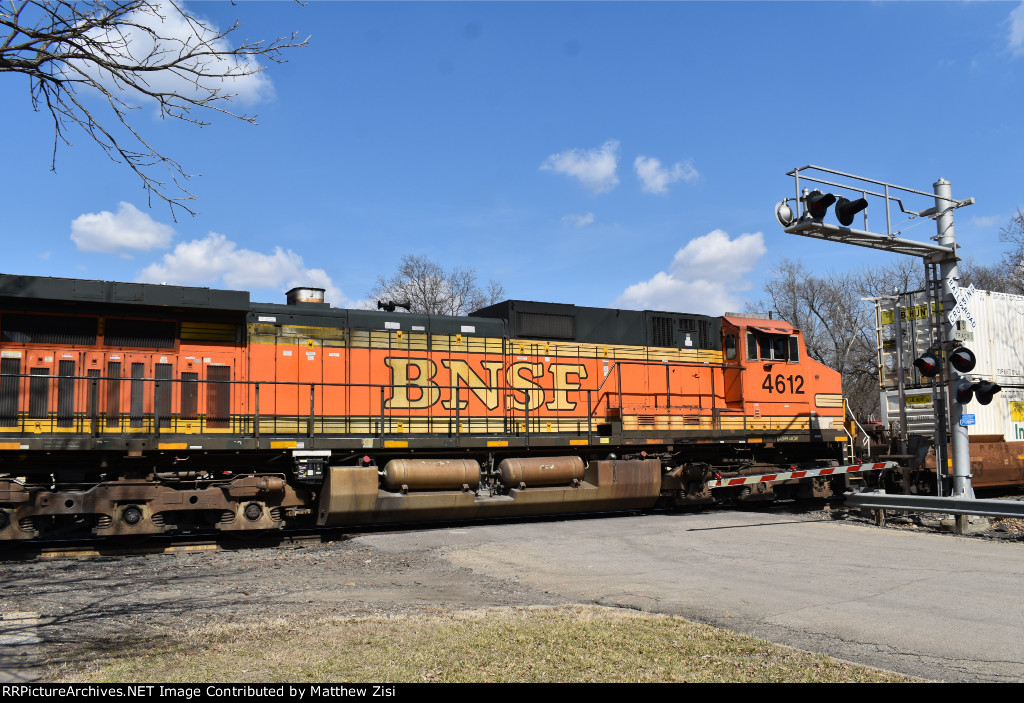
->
947, 279, 977, 329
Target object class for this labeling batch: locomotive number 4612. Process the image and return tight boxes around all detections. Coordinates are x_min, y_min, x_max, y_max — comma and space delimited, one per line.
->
762, 373, 805, 394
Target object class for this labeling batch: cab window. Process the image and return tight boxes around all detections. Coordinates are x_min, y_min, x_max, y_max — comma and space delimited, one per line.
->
724, 334, 737, 360
746, 332, 800, 362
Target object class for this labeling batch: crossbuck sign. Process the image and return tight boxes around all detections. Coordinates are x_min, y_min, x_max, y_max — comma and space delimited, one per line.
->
947, 279, 977, 329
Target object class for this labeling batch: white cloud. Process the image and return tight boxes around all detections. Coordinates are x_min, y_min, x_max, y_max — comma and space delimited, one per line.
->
562, 212, 595, 228
540, 140, 620, 194
71, 201, 176, 254
614, 229, 767, 315
136, 233, 349, 307
76, 1, 274, 109
634, 155, 699, 194
1010, 2, 1024, 56
970, 214, 1002, 228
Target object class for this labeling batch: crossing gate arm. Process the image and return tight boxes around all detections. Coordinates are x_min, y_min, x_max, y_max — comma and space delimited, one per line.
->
705, 461, 899, 489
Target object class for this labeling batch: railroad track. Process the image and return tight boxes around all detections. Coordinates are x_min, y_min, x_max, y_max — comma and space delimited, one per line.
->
0, 500, 841, 560
0, 529, 345, 561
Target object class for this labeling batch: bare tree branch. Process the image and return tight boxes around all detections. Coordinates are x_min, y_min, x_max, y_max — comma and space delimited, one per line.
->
2, 0, 308, 218
752, 258, 926, 420
367, 254, 506, 316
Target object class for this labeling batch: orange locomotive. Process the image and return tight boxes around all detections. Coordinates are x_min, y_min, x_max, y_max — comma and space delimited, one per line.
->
0, 275, 855, 541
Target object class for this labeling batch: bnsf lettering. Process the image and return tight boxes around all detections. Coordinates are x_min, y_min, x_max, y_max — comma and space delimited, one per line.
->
384, 357, 587, 411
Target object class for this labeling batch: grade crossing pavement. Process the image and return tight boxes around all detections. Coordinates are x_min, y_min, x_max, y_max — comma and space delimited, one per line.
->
360, 509, 1024, 682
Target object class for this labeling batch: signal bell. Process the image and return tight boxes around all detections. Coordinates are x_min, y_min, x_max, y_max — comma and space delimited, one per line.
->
835, 196, 868, 227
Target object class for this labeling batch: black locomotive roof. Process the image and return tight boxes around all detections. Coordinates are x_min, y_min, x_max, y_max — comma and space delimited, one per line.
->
248, 301, 507, 338
470, 300, 722, 349
0, 273, 250, 311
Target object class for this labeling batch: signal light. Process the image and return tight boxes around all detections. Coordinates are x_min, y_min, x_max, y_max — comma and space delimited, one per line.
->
954, 380, 975, 405
835, 196, 868, 227
805, 190, 836, 221
949, 346, 976, 374
953, 379, 1002, 406
913, 352, 941, 378
974, 381, 1001, 406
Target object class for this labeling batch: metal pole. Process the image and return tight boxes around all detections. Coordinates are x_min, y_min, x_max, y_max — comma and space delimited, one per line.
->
665, 363, 671, 409
587, 389, 592, 444
934, 178, 973, 509
893, 295, 908, 456
309, 383, 315, 441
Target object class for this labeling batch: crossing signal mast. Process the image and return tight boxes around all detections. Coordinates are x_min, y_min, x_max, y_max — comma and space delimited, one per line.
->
776, 166, 978, 524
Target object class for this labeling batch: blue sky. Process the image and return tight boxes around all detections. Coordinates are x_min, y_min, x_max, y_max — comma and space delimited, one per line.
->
5, 0, 1024, 315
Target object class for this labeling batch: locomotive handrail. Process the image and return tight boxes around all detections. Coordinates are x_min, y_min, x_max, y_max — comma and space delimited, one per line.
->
0, 354, 751, 441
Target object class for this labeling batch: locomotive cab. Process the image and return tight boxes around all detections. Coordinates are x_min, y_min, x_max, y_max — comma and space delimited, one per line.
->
722, 315, 845, 441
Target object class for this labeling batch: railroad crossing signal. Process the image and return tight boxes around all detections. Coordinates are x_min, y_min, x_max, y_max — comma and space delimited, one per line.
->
777, 166, 978, 509
949, 347, 976, 374
973, 381, 1001, 405
805, 190, 836, 221
795, 189, 868, 226
954, 380, 975, 405
955, 380, 1002, 406
835, 196, 869, 226
913, 352, 942, 378
946, 345, 999, 405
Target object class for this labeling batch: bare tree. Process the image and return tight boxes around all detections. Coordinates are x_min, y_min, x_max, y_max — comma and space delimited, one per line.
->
752, 258, 937, 419
368, 254, 506, 316
1, 1, 307, 217
996, 208, 1024, 295
958, 257, 1012, 293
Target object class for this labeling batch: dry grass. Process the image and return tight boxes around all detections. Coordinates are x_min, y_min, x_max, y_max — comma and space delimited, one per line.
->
53, 605, 919, 683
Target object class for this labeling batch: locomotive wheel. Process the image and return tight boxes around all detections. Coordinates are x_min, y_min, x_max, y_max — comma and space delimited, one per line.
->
122, 505, 144, 526
243, 503, 263, 522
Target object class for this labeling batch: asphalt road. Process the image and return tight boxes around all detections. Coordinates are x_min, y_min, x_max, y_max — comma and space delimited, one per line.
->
2, 506, 1021, 683
357, 509, 1024, 682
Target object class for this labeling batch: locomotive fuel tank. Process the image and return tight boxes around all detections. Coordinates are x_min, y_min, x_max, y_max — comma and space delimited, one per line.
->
497, 456, 585, 488
381, 459, 482, 492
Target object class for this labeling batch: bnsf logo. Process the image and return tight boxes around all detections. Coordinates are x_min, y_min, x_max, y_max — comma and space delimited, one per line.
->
385, 358, 588, 411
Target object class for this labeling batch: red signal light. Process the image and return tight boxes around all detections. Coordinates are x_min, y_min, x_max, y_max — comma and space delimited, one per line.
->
835, 196, 868, 227
913, 353, 941, 378
805, 190, 837, 220
954, 380, 974, 405
949, 347, 976, 374
974, 382, 1002, 406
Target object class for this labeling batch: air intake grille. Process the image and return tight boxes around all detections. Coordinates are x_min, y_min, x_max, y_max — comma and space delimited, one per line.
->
2, 314, 97, 345
104, 318, 176, 349
651, 317, 674, 347
516, 312, 575, 340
